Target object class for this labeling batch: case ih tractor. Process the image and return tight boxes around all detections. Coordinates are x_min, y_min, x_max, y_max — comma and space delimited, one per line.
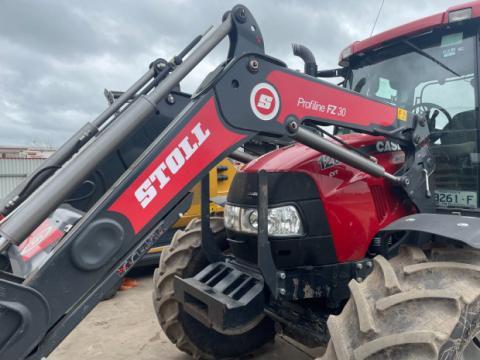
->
0, 2, 480, 360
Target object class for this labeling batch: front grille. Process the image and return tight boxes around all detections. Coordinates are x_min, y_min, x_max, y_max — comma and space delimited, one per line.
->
370, 185, 389, 221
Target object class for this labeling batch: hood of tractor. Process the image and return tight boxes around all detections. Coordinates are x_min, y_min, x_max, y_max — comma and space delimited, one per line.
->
226, 133, 414, 267
242, 133, 404, 174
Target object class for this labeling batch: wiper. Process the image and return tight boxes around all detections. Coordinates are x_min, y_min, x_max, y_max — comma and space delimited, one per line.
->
402, 39, 460, 77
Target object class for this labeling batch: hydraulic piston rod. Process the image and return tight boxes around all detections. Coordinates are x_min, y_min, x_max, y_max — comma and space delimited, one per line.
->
287, 120, 403, 184
0, 15, 233, 249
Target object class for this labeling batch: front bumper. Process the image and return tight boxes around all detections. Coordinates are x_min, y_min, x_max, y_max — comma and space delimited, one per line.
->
174, 259, 266, 333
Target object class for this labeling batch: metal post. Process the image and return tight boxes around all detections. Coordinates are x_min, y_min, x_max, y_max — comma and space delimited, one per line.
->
257, 170, 278, 296
0, 16, 233, 248
200, 175, 223, 263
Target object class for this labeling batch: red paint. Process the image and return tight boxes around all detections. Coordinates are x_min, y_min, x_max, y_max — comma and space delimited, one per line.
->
244, 133, 414, 262
341, 1, 480, 63
109, 98, 246, 233
266, 70, 398, 128
19, 218, 64, 261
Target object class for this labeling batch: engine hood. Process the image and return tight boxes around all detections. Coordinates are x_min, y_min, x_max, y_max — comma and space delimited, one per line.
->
242, 133, 402, 174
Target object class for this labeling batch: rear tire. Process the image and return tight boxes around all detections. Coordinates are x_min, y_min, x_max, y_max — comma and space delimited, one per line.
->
153, 217, 275, 359
321, 246, 480, 360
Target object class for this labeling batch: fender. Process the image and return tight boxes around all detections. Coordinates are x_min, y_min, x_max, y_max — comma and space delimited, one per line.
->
380, 213, 480, 249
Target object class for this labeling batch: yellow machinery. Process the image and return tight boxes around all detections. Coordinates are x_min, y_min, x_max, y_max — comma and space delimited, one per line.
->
141, 158, 237, 260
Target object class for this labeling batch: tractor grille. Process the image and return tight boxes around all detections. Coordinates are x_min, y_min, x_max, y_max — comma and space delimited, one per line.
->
370, 185, 388, 221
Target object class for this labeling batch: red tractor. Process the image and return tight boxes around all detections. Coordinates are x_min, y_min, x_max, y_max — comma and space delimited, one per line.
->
0, 3, 479, 360
153, 3, 480, 359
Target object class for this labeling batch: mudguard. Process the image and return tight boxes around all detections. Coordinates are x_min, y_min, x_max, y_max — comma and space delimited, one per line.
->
380, 213, 480, 249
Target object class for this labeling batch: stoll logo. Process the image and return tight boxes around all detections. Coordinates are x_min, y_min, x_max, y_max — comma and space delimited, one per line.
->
135, 122, 210, 208
250, 82, 280, 121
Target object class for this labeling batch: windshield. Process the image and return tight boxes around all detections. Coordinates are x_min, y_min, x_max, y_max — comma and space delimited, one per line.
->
346, 23, 479, 211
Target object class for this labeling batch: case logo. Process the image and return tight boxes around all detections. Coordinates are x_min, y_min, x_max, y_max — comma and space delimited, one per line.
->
250, 83, 280, 121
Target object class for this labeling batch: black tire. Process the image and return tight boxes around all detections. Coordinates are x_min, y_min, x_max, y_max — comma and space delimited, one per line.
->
321, 246, 480, 360
152, 217, 275, 359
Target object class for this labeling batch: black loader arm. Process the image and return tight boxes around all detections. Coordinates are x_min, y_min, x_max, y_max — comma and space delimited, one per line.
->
0, 5, 433, 360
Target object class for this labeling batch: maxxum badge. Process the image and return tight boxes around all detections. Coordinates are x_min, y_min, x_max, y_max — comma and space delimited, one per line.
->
134, 122, 211, 208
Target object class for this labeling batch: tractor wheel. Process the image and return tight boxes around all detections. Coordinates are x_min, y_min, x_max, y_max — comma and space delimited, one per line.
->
321, 246, 480, 360
153, 217, 275, 359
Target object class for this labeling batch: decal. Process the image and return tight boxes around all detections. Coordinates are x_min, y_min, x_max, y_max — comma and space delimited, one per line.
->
266, 70, 399, 128
19, 219, 64, 260
134, 123, 211, 209
397, 108, 408, 121
318, 155, 340, 170
297, 97, 347, 117
375, 140, 401, 153
109, 98, 246, 233
250, 82, 280, 121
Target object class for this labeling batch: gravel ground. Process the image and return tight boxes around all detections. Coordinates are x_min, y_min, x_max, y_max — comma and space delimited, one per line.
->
48, 270, 321, 360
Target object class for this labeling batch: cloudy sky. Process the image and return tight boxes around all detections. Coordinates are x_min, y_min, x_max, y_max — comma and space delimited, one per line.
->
0, 0, 471, 147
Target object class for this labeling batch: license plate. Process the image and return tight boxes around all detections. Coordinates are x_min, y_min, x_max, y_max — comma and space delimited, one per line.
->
435, 189, 477, 209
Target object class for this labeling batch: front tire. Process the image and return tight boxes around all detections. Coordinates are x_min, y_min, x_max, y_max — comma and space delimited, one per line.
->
152, 218, 275, 359
321, 246, 480, 360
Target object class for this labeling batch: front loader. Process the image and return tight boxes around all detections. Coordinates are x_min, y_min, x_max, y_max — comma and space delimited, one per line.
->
0, 3, 479, 360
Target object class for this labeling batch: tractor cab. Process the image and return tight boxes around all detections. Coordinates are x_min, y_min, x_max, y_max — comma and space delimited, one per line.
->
339, 4, 480, 213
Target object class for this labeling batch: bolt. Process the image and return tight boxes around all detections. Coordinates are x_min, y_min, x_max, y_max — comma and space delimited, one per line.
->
356, 263, 364, 270
279, 272, 286, 280
235, 7, 247, 23
248, 58, 259, 72
286, 119, 299, 133
403, 177, 410, 186
356, 277, 363, 283
166, 94, 175, 105
366, 261, 373, 269
279, 288, 287, 296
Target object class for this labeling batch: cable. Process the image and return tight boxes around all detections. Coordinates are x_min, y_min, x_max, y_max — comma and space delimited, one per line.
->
370, 0, 385, 36
17, 165, 61, 198
65, 180, 97, 203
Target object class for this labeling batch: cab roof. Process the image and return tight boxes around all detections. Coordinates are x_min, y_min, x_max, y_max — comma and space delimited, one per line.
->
339, 1, 480, 66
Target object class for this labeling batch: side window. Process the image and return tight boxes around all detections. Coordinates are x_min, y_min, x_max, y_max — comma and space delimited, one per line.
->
375, 77, 398, 102
414, 77, 478, 209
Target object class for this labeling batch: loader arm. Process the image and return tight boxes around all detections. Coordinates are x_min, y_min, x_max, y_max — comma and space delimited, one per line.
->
0, 5, 433, 359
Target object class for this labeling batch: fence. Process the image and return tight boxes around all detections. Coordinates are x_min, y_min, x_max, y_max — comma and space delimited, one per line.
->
0, 159, 45, 201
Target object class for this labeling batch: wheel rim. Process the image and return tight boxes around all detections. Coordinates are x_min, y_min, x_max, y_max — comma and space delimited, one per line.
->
462, 334, 480, 360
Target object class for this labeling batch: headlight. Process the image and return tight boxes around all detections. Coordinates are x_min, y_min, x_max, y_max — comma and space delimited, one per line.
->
224, 204, 304, 237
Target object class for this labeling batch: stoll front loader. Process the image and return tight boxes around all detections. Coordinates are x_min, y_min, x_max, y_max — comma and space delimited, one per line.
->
0, 3, 480, 360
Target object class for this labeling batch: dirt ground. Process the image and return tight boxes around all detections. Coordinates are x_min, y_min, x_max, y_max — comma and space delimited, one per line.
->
48, 269, 321, 360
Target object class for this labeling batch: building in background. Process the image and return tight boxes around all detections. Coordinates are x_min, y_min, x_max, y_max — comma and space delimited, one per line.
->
0, 147, 54, 201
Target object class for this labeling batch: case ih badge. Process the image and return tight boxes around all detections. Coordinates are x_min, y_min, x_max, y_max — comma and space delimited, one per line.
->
250, 82, 280, 121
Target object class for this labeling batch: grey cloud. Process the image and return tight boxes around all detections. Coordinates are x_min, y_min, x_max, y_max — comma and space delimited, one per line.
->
0, 0, 469, 147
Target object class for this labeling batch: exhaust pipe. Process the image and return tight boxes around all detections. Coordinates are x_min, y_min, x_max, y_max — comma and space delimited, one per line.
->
292, 43, 317, 76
